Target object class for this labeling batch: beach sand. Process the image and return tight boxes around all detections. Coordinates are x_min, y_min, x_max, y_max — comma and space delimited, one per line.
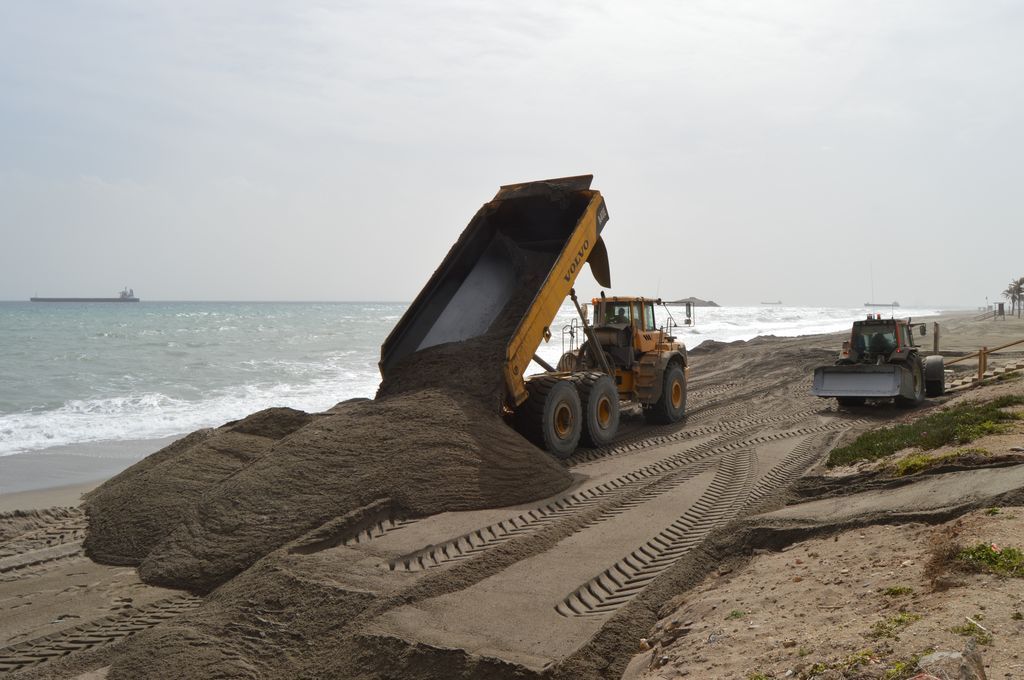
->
0, 437, 181, 498
4, 310, 1024, 679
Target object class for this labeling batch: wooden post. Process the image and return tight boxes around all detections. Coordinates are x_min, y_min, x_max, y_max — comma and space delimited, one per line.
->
978, 347, 988, 381
933, 322, 940, 353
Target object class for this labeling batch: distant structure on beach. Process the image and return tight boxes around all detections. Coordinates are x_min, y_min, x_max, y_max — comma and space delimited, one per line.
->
760, 300, 782, 305
31, 287, 140, 303
865, 301, 899, 308
667, 296, 719, 307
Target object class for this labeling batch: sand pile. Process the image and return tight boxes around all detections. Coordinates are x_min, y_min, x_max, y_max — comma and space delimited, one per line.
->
83, 408, 318, 565
84, 212, 575, 593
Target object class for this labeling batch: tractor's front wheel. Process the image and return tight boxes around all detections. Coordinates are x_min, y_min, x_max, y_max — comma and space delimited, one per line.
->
517, 377, 582, 459
895, 357, 925, 408
644, 363, 687, 424
925, 355, 945, 397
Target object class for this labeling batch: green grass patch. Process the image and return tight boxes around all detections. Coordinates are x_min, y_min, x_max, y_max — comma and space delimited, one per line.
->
806, 662, 829, 676
881, 585, 913, 597
1012, 611, 1023, 620
869, 612, 922, 639
951, 619, 993, 645
883, 650, 932, 680
891, 447, 990, 476
827, 396, 1024, 467
725, 609, 746, 620
996, 371, 1021, 382
801, 649, 879, 678
844, 649, 877, 670
747, 673, 773, 680
957, 543, 1024, 577
985, 507, 1002, 515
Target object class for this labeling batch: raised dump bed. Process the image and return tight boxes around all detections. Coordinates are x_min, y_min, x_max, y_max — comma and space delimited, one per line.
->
379, 175, 610, 408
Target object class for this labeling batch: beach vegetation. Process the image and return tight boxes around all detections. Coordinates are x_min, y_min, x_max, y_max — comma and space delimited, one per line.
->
1002, 277, 1024, 317
806, 661, 830, 675
725, 609, 746, 620
891, 447, 990, 476
951, 619, 993, 645
799, 649, 878, 678
956, 543, 1024, 577
827, 396, 1024, 467
844, 649, 877, 669
868, 611, 921, 639
882, 650, 932, 680
881, 585, 913, 597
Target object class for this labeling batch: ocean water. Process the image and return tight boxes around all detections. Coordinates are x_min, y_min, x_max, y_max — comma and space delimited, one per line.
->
0, 301, 940, 458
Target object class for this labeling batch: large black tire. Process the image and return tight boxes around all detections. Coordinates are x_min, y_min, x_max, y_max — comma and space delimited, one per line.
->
516, 377, 582, 459
836, 396, 866, 407
925, 355, 945, 397
577, 373, 620, 447
644, 362, 687, 425
895, 356, 925, 408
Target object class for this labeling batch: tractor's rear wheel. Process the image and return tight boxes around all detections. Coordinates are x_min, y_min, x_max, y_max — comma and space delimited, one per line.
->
895, 357, 925, 408
644, 362, 687, 424
577, 372, 619, 447
925, 355, 945, 397
517, 376, 582, 459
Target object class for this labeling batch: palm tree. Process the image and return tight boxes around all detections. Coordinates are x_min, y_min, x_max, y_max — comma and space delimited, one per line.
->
1016, 277, 1024, 318
1003, 283, 1015, 316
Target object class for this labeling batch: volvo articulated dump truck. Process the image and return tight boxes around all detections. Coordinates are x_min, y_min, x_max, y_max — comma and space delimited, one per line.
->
379, 175, 688, 458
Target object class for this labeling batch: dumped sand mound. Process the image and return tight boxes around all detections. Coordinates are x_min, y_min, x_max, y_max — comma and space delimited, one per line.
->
84, 408, 317, 565
132, 386, 569, 591
84, 320, 573, 593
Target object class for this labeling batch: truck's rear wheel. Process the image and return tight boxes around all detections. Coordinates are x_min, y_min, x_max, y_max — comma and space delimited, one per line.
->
644, 363, 687, 424
895, 357, 925, 408
925, 355, 945, 397
517, 377, 582, 459
577, 373, 619, 447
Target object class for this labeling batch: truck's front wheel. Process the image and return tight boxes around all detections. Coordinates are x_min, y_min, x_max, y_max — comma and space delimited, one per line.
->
644, 363, 687, 424
518, 377, 582, 459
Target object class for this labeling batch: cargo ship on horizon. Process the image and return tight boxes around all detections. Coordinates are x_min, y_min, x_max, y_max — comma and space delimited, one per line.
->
30, 287, 139, 303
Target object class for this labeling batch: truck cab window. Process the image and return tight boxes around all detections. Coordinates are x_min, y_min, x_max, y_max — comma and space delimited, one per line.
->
643, 303, 657, 331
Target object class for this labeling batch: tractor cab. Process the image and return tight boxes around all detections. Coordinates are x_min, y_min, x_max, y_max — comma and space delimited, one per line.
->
842, 316, 925, 364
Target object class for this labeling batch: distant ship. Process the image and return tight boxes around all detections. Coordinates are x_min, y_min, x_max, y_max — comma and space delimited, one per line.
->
30, 287, 140, 303
865, 301, 899, 308
760, 300, 782, 305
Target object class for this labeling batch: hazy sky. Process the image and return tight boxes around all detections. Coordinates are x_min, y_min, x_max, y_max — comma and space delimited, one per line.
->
1, 1, 1021, 306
